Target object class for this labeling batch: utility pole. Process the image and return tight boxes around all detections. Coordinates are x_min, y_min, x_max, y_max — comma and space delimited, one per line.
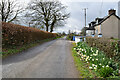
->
75, 28, 76, 35
29, 22, 30, 27
82, 8, 88, 36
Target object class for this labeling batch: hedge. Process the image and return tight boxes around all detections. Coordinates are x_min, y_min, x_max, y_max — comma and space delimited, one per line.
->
86, 37, 120, 62
2, 22, 57, 48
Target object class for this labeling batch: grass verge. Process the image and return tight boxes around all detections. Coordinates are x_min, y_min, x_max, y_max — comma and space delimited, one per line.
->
2, 36, 63, 58
72, 42, 100, 78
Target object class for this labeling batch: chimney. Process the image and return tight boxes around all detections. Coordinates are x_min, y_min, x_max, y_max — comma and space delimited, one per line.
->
89, 23, 91, 27
108, 9, 116, 15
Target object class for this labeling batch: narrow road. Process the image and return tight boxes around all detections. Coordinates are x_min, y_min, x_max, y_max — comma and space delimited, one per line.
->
2, 37, 79, 78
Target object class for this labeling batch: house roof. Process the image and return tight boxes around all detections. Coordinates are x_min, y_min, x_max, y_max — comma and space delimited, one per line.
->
95, 17, 104, 21
95, 13, 120, 26
87, 12, 120, 31
86, 28, 95, 30
86, 26, 95, 30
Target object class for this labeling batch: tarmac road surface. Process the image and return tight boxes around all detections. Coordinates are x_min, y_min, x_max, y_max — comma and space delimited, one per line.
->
2, 37, 79, 78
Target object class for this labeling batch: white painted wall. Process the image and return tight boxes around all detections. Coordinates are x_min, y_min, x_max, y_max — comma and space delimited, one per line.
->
86, 30, 94, 36
75, 37, 80, 43
74, 36, 86, 43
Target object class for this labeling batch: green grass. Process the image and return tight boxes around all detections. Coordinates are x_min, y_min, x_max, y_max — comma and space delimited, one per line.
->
2, 36, 63, 58
2, 42, 38, 58
72, 43, 100, 78
72, 42, 120, 79
111, 38, 120, 41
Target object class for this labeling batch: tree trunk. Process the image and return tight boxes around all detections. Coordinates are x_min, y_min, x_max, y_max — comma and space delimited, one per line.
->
46, 26, 48, 32
45, 22, 49, 32
50, 20, 55, 32
50, 26, 53, 32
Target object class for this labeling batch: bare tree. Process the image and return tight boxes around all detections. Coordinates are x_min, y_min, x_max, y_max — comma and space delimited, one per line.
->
26, 0, 70, 32
80, 27, 88, 36
0, 0, 23, 22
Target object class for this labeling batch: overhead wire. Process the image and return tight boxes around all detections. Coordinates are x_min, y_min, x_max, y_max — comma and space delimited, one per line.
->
99, 0, 103, 17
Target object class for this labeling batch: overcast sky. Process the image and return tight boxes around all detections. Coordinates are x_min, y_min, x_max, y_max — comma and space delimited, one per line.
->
19, 0, 119, 33
55, 1, 118, 34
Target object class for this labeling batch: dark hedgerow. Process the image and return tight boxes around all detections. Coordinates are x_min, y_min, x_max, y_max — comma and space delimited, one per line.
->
86, 37, 120, 63
2, 22, 57, 48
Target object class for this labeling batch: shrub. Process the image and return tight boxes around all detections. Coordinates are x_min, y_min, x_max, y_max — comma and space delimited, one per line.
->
73, 42, 119, 78
67, 33, 74, 40
99, 67, 113, 78
86, 37, 120, 63
2, 22, 57, 48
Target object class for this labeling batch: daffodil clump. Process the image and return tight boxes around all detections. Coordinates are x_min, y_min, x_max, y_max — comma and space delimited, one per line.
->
74, 42, 119, 78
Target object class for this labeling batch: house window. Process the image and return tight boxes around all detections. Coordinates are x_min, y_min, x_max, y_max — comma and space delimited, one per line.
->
96, 29, 98, 35
100, 25, 101, 33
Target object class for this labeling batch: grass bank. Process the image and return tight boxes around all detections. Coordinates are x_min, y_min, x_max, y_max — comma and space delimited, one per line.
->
2, 36, 63, 58
72, 42, 120, 79
72, 43, 100, 78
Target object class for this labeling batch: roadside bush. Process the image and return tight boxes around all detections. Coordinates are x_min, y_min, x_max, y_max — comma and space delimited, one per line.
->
73, 42, 119, 78
86, 37, 120, 62
2, 22, 57, 48
67, 33, 74, 40
99, 67, 113, 78
67, 34, 80, 41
